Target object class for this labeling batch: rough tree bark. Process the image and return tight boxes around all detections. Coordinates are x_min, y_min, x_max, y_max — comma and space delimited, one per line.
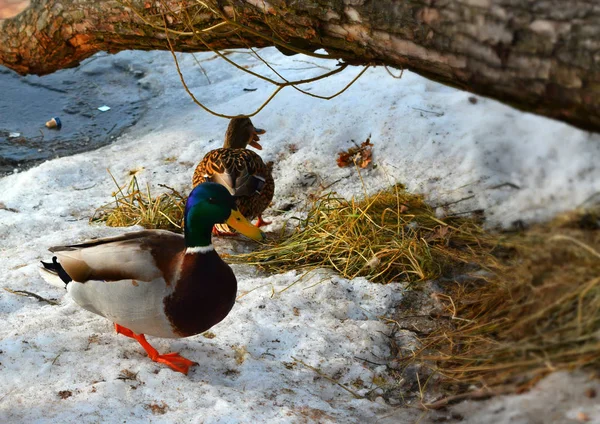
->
1, 0, 599, 132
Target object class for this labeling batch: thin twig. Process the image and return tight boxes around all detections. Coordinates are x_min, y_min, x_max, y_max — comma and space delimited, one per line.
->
165, 12, 361, 117
411, 107, 444, 117
52, 352, 62, 365
354, 356, 387, 366
433, 195, 476, 208
3, 288, 60, 306
191, 53, 212, 84
244, 41, 370, 100
423, 386, 515, 410
128, 0, 368, 118
384, 65, 404, 79
195, 0, 332, 59
550, 235, 600, 260
291, 356, 364, 399
292, 59, 331, 70
119, 0, 225, 36
489, 182, 521, 190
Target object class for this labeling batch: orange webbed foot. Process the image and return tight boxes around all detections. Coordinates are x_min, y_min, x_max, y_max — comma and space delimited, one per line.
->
256, 215, 271, 227
114, 323, 197, 374
152, 352, 198, 375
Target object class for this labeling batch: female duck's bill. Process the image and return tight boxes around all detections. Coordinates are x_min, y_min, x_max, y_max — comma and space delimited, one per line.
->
222, 117, 266, 150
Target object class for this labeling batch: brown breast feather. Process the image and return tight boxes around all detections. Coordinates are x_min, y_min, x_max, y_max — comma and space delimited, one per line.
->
163, 250, 237, 337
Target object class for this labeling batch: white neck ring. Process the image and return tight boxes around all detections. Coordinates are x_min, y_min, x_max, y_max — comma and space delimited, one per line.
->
186, 245, 215, 254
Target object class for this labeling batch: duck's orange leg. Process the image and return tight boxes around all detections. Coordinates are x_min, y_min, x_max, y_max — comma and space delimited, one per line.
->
256, 215, 271, 227
115, 324, 197, 374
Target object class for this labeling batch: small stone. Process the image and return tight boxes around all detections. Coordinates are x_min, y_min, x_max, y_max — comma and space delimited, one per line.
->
435, 207, 447, 219
374, 396, 387, 405
62, 106, 78, 115
576, 412, 590, 422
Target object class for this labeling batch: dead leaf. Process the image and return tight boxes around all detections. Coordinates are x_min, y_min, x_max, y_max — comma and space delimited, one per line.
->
337, 136, 374, 168
58, 390, 72, 400
0, 202, 19, 213
427, 225, 450, 241
145, 402, 168, 415
202, 331, 216, 339
117, 369, 138, 381
233, 345, 247, 365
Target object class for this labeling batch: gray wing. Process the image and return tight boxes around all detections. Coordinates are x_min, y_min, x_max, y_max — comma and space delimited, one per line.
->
50, 230, 185, 284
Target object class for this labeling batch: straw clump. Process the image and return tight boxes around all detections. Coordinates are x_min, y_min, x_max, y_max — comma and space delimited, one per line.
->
91, 172, 187, 231
231, 184, 496, 284
398, 210, 600, 395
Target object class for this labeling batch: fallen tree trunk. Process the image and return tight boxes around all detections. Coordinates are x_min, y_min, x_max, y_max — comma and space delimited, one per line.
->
1, 0, 599, 132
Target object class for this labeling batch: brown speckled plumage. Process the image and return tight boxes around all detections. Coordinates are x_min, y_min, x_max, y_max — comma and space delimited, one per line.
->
192, 117, 274, 224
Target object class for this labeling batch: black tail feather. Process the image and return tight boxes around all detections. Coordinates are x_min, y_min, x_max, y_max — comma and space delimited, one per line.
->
41, 256, 72, 286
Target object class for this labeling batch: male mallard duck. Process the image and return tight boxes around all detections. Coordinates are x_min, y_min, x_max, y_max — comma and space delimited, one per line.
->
192, 117, 274, 233
39, 182, 264, 374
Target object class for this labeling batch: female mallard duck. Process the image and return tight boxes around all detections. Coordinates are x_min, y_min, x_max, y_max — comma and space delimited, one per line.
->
192, 117, 274, 233
40, 182, 264, 374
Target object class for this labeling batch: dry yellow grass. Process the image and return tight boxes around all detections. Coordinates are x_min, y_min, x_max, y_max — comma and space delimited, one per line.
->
90, 172, 187, 231
231, 184, 497, 284
406, 211, 600, 392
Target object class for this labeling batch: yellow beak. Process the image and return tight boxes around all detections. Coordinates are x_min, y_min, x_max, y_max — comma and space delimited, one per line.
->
226, 209, 265, 241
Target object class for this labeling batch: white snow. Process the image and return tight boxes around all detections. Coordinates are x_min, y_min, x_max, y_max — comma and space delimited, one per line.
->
1, 47, 599, 423
450, 371, 600, 424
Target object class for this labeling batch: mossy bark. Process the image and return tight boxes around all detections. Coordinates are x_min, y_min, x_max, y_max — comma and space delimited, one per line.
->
1, 0, 599, 132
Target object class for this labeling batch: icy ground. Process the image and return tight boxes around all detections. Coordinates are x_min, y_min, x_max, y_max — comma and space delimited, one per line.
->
0, 48, 599, 423
0, 51, 154, 175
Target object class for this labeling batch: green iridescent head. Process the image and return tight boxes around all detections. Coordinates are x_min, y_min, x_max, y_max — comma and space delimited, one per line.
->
184, 182, 265, 247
